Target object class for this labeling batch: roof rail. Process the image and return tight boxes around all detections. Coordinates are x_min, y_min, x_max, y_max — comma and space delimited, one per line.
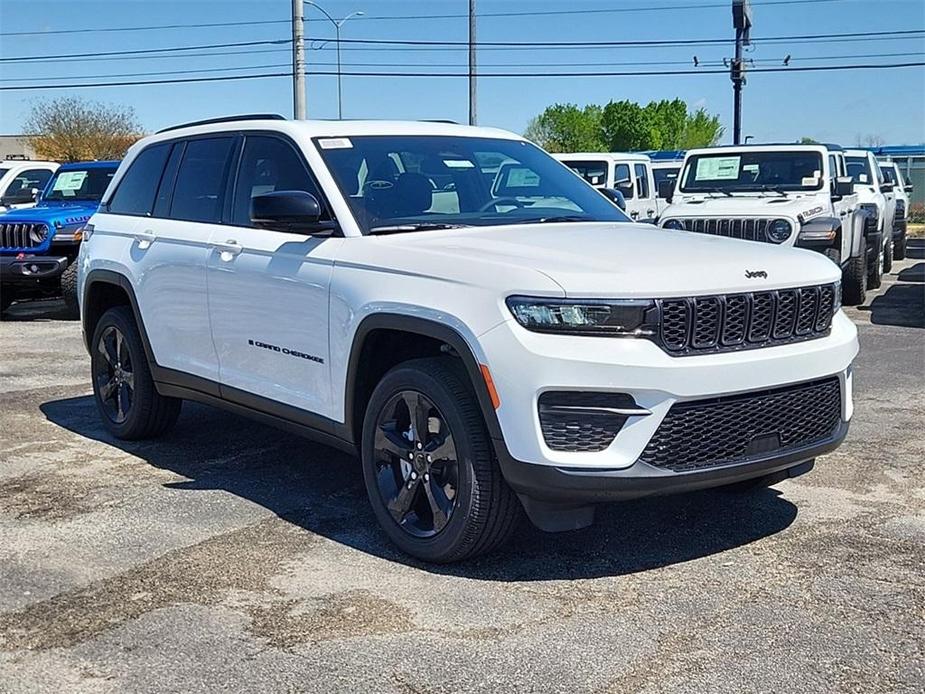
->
419, 119, 459, 124
156, 114, 286, 134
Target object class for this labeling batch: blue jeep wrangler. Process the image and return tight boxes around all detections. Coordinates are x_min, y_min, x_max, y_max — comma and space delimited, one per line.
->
0, 160, 118, 317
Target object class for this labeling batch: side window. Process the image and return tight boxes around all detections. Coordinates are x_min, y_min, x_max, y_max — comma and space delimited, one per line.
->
634, 164, 650, 198
153, 142, 184, 218
6, 168, 53, 195
169, 137, 235, 223
232, 135, 324, 227
614, 164, 633, 198
108, 143, 171, 216
828, 154, 838, 181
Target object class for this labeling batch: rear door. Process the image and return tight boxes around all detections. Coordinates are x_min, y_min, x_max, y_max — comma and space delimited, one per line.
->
613, 162, 639, 219
122, 136, 236, 384
206, 132, 342, 418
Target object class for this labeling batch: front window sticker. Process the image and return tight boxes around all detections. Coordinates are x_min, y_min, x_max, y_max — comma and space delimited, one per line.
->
443, 159, 475, 168
318, 137, 353, 149
506, 168, 540, 187
696, 156, 741, 181
53, 171, 88, 193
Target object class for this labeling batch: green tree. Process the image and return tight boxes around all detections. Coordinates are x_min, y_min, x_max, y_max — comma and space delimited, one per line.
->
642, 99, 689, 150
798, 137, 820, 144
600, 100, 654, 151
523, 103, 604, 152
679, 108, 725, 149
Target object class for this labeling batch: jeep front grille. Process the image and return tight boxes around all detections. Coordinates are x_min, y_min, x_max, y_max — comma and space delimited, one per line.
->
657, 283, 837, 355
675, 217, 775, 243
0, 222, 48, 250
639, 377, 842, 472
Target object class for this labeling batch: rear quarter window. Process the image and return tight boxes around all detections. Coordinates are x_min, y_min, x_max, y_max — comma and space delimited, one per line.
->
108, 143, 171, 216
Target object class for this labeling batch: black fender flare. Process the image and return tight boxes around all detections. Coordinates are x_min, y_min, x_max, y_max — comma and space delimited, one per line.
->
795, 215, 842, 254
343, 313, 506, 450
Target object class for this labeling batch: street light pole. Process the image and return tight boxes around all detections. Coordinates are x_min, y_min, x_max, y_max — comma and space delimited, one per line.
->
305, 2, 364, 120
292, 0, 306, 119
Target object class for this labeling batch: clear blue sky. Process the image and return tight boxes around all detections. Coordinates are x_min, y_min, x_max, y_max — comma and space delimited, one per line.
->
1, 0, 923, 146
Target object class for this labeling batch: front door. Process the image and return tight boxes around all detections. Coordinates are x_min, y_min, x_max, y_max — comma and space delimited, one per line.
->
207, 133, 342, 419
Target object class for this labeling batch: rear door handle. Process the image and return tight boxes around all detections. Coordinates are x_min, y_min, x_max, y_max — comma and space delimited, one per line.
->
134, 231, 156, 249
213, 239, 243, 260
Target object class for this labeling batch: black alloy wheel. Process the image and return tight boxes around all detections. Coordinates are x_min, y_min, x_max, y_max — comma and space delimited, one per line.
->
94, 325, 135, 424
372, 390, 460, 537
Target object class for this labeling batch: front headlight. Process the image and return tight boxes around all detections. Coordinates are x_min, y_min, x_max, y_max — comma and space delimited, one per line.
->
833, 280, 842, 313
52, 224, 85, 242
663, 219, 685, 230
767, 218, 793, 243
506, 297, 658, 337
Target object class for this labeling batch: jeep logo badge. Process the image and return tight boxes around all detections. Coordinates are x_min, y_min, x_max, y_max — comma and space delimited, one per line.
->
745, 270, 768, 279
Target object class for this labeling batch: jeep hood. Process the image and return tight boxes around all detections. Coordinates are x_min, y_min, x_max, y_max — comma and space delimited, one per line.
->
0, 201, 99, 227
364, 221, 841, 297
663, 194, 831, 220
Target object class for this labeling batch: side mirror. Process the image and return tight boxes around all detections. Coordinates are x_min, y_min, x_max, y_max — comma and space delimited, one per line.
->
905, 184, 913, 194
833, 176, 853, 198
880, 181, 894, 193
0, 187, 39, 206
250, 191, 333, 234
598, 187, 626, 210
657, 179, 675, 202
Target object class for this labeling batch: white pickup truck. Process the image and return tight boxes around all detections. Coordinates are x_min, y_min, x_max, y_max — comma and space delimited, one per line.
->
658, 144, 878, 305
555, 152, 661, 223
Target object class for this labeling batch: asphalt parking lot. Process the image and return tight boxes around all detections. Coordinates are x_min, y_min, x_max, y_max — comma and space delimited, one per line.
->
0, 242, 923, 693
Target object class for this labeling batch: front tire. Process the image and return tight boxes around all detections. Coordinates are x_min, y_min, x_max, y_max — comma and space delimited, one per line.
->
90, 306, 181, 440
868, 235, 883, 289
894, 234, 906, 260
61, 262, 79, 318
882, 235, 893, 274
361, 358, 519, 563
841, 235, 867, 306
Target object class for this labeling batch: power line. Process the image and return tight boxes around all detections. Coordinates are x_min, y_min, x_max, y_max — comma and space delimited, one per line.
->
1, 60, 922, 92
0, 0, 852, 37
5, 51, 923, 84
4, 29, 922, 63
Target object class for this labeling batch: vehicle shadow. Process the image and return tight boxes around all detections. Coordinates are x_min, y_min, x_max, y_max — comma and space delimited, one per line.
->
41, 394, 798, 581
905, 237, 924, 260
0, 298, 76, 322
866, 261, 925, 329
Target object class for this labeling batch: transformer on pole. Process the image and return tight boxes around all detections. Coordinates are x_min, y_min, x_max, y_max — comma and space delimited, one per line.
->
731, 0, 752, 144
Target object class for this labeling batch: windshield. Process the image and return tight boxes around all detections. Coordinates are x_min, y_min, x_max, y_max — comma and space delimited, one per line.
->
43, 166, 117, 202
559, 160, 609, 187
680, 151, 825, 193
846, 156, 877, 185
315, 136, 629, 233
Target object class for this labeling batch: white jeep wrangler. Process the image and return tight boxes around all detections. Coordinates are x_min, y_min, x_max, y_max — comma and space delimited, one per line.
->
554, 152, 662, 222
79, 117, 858, 562
845, 149, 898, 278
659, 144, 879, 305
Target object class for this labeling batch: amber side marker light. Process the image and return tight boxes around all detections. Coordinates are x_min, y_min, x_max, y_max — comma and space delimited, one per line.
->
480, 364, 501, 410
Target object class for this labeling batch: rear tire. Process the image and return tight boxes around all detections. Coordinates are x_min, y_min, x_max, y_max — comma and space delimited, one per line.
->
361, 357, 520, 563
868, 235, 883, 289
894, 235, 906, 260
882, 235, 893, 274
841, 235, 867, 306
90, 306, 181, 440
61, 262, 79, 318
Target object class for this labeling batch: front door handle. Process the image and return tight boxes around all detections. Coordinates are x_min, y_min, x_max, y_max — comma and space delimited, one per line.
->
214, 239, 243, 261
134, 231, 156, 249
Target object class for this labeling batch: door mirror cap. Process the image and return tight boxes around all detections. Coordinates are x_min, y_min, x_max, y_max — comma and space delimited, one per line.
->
880, 181, 894, 193
904, 184, 913, 194
250, 190, 331, 234
0, 187, 40, 206
833, 176, 854, 198
598, 187, 626, 210
657, 179, 675, 202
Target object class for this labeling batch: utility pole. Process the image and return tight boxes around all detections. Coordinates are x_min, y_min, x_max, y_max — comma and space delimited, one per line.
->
468, 0, 477, 125
731, 0, 752, 144
292, 0, 306, 119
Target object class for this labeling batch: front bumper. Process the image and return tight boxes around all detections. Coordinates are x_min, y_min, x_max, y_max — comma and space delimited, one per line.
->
480, 311, 857, 470
0, 254, 69, 284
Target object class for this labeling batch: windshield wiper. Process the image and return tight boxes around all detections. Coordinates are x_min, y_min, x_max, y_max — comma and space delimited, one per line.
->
512, 214, 593, 224
368, 222, 472, 235
704, 187, 733, 197
755, 185, 789, 197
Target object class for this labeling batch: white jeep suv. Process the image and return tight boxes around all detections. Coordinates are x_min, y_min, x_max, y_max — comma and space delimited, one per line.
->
78, 116, 858, 562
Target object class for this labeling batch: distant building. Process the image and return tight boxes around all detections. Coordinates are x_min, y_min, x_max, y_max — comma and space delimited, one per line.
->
0, 135, 38, 161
